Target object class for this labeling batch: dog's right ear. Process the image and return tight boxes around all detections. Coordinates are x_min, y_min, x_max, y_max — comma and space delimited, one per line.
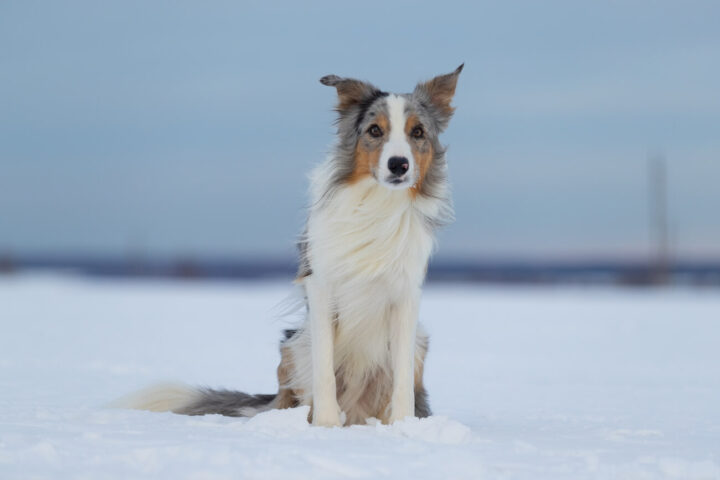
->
320, 75, 381, 111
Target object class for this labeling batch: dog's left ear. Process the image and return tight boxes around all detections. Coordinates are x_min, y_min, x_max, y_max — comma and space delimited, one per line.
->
320, 75, 381, 111
414, 64, 464, 129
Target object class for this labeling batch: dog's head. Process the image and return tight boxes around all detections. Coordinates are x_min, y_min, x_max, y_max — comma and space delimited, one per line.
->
321, 65, 463, 193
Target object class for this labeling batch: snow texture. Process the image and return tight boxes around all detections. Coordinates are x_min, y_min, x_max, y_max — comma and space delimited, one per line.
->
1, 274, 719, 479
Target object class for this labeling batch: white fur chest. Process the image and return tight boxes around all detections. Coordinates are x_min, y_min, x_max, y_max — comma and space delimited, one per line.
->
307, 178, 435, 297
302, 176, 437, 379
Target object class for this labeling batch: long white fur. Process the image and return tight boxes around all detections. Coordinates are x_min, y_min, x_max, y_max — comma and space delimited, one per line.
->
110, 383, 200, 412
286, 96, 442, 426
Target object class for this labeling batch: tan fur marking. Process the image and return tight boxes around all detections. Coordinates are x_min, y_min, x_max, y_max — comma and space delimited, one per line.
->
335, 82, 377, 111
417, 65, 462, 117
349, 114, 388, 183
348, 369, 393, 425
405, 115, 435, 196
274, 344, 300, 409
414, 333, 428, 390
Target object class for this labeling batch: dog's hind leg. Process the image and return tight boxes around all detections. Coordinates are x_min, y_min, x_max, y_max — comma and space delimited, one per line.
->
414, 384, 431, 418
414, 330, 432, 418
274, 329, 301, 410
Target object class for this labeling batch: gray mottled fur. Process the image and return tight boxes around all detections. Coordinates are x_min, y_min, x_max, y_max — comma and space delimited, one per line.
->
414, 385, 432, 418
175, 389, 276, 417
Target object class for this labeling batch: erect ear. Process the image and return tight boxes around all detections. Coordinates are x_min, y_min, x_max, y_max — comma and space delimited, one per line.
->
320, 74, 382, 111
414, 64, 464, 127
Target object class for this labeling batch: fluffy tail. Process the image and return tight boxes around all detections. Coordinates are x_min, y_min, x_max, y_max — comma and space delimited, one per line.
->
112, 383, 277, 417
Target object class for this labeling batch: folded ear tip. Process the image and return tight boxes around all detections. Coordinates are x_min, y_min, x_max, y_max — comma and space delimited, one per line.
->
320, 75, 342, 86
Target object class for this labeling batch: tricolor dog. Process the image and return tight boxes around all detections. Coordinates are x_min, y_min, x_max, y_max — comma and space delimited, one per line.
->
119, 65, 463, 426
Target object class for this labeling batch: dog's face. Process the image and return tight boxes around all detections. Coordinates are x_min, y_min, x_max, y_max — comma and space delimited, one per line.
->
321, 65, 463, 194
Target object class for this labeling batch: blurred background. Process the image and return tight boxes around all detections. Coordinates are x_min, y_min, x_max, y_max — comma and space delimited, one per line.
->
4, 4, 720, 474
1, 0, 719, 285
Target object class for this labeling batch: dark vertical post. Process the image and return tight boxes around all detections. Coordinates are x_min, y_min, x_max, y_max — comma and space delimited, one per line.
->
648, 154, 669, 283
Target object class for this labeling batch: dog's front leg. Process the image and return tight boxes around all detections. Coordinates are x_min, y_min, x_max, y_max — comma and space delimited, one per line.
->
307, 276, 341, 427
389, 292, 420, 423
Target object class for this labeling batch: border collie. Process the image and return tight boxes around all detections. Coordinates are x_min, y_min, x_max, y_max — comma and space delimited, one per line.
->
118, 65, 463, 426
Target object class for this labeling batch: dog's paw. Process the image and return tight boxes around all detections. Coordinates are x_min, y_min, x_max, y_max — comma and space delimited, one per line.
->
389, 402, 414, 424
312, 410, 342, 427
311, 400, 343, 427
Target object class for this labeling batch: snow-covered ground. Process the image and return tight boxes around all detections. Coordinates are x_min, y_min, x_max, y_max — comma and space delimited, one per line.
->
0, 274, 719, 479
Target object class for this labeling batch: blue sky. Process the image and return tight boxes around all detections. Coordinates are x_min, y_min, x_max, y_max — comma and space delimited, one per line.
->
1, 1, 719, 260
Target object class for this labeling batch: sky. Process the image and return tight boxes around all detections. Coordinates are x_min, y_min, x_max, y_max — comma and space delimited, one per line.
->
1, 0, 719, 261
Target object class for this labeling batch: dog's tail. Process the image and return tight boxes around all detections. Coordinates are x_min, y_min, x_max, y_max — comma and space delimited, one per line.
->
112, 383, 277, 417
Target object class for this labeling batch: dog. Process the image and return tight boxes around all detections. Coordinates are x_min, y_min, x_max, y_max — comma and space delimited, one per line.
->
118, 65, 462, 426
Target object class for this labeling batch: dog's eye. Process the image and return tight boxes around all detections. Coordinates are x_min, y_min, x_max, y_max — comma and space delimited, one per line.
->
368, 125, 383, 138
411, 126, 424, 139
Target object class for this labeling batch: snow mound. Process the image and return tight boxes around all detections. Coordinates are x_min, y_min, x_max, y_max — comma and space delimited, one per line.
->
361, 415, 473, 444
239, 405, 311, 436
223, 406, 473, 445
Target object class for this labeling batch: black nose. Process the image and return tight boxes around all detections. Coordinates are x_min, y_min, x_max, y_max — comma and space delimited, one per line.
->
388, 156, 409, 176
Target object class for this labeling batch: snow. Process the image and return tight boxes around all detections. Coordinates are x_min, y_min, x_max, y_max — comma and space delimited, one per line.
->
1, 273, 719, 479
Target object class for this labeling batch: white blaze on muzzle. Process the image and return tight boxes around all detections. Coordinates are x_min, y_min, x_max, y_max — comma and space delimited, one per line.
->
378, 95, 416, 189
